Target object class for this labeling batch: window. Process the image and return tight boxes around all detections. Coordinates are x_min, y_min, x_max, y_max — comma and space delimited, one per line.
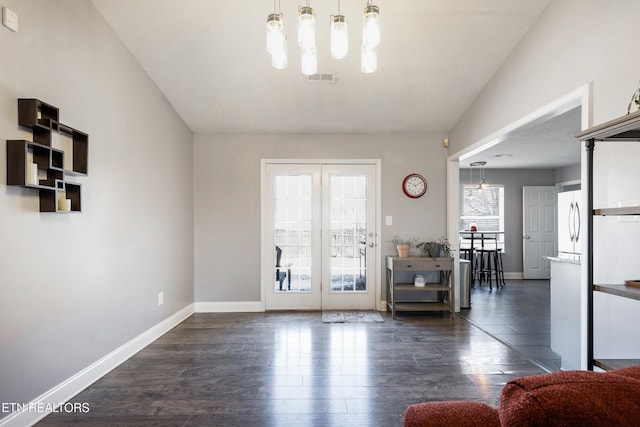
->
460, 185, 505, 250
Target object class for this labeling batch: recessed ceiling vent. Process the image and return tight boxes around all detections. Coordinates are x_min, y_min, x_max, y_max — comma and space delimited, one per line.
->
307, 72, 337, 83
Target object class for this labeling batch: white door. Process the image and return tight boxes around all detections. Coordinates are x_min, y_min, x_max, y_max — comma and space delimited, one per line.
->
321, 164, 377, 310
523, 186, 558, 279
265, 164, 321, 310
264, 162, 378, 311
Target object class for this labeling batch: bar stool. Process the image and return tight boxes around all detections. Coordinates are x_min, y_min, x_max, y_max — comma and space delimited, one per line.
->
459, 248, 473, 266
494, 247, 505, 287
476, 234, 505, 290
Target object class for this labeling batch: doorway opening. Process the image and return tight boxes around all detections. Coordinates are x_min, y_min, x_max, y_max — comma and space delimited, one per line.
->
447, 85, 591, 371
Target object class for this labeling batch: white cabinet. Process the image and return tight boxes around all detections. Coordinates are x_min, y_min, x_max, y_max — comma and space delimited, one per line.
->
550, 258, 581, 370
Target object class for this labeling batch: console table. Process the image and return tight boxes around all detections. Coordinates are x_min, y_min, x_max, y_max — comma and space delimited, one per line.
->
386, 256, 454, 319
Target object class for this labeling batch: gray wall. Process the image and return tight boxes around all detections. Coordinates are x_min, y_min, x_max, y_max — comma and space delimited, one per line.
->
194, 134, 448, 303
459, 168, 556, 274
555, 163, 580, 186
0, 0, 194, 411
448, 0, 640, 153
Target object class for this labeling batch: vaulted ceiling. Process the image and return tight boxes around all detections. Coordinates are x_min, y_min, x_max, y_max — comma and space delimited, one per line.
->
92, 0, 551, 135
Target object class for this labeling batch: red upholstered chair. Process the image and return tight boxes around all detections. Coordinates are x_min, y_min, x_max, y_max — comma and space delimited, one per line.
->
403, 401, 499, 427
403, 366, 640, 427
499, 367, 640, 426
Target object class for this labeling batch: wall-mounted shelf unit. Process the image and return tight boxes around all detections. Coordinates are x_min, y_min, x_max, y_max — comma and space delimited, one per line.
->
576, 109, 640, 371
6, 99, 88, 213
17, 98, 88, 175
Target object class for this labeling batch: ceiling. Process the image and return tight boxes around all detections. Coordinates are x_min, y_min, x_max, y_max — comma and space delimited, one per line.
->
461, 107, 583, 169
91, 0, 551, 135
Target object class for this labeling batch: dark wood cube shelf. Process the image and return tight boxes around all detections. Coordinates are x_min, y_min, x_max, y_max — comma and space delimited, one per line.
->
6, 99, 88, 213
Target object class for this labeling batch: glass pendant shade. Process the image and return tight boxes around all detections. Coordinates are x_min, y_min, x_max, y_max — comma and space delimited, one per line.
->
298, 6, 316, 50
330, 15, 348, 59
271, 37, 288, 70
301, 47, 318, 75
362, 4, 380, 49
361, 45, 377, 73
266, 13, 284, 54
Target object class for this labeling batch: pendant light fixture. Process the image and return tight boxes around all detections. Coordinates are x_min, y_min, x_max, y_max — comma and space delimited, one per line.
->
298, 2, 317, 75
266, 1, 380, 74
361, 1, 380, 74
470, 161, 488, 193
297, 3, 316, 49
266, 1, 287, 70
266, 14, 283, 54
362, 2, 381, 49
330, 1, 348, 60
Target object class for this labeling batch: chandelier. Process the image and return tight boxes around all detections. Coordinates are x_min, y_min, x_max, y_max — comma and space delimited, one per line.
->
266, 0, 381, 75
470, 161, 487, 193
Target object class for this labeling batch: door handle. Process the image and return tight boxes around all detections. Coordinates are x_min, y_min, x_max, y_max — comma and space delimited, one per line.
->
569, 202, 576, 242
524, 236, 530, 239
368, 242, 375, 248
574, 202, 581, 242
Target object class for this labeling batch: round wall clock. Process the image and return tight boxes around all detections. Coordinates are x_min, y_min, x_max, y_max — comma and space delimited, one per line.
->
402, 173, 427, 198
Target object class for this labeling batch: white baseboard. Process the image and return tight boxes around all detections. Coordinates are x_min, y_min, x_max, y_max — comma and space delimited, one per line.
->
195, 301, 264, 313
0, 304, 195, 427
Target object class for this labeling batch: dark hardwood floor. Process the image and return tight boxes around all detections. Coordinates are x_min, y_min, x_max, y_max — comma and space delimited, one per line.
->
38, 309, 547, 426
458, 279, 561, 372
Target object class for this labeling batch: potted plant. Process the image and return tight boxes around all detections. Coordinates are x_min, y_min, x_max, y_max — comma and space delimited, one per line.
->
392, 236, 416, 258
417, 237, 452, 259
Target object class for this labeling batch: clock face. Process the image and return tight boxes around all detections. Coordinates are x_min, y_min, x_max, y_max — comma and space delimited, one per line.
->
402, 174, 427, 198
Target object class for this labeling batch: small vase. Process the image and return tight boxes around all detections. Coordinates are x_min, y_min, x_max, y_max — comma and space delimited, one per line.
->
396, 244, 410, 258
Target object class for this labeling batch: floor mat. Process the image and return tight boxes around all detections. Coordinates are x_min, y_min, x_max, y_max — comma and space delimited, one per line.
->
321, 311, 384, 323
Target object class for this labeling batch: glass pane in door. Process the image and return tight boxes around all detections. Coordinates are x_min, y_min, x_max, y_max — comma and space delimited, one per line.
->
329, 175, 368, 292
274, 175, 312, 292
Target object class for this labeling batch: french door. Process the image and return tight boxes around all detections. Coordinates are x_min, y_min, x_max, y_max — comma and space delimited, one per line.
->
263, 162, 378, 311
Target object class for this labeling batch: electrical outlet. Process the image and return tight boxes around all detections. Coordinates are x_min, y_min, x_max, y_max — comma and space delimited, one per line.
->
2, 7, 18, 32
158, 292, 164, 306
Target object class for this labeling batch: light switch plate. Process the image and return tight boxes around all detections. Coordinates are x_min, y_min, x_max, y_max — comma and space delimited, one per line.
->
2, 7, 18, 32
